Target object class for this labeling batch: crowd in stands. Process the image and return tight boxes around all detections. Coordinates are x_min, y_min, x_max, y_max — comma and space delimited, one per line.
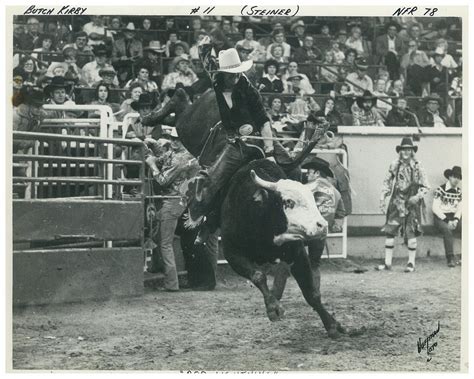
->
12, 15, 463, 129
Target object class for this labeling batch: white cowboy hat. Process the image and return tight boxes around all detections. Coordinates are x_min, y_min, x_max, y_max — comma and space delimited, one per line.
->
124, 22, 136, 31
217, 48, 253, 73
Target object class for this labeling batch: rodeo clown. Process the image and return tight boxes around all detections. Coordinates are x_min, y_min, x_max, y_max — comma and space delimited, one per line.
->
378, 137, 430, 273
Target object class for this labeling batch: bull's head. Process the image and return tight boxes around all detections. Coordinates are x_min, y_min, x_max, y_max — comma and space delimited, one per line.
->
251, 170, 328, 246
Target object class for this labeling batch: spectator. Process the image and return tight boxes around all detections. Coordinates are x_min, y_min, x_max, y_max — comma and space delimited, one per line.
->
339, 47, 357, 78
293, 35, 321, 64
235, 27, 264, 61
328, 40, 345, 64
385, 97, 417, 126
170, 41, 190, 60
317, 23, 333, 40
88, 82, 120, 117
31, 33, 55, 69
345, 58, 373, 96
402, 23, 423, 48
335, 29, 348, 51
286, 81, 320, 122
429, 40, 458, 70
375, 21, 404, 80
417, 94, 449, 127
13, 55, 40, 87
82, 45, 115, 87
45, 62, 68, 78
139, 18, 155, 47
267, 96, 287, 122
377, 69, 393, 92
161, 54, 198, 94
432, 166, 462, 267
283, 61, 315, 94
287, 20, 306, 49
426, 48, 449, 96
189, 59, 212, 98
378, 137, 429, 272
372, 78, 392, 117
319, 50, 339, 88
149, 127, 201, 291
108, 16, 123, 40
125, 92, 158, 140
345, 25, 371, 58
267, 44, 288, 64
388, 78, 414, 97
124, 63, 159, 93
334, 83, 355, 122
352, 90, 384, 126
311, 97, 343, 130
235, 45, 259, 85
165, 30, 181, 58
62, 31, 94, 69
82, 15, 114, 46
43, 76, 77, 119
425, 19, 453, 42
266, 29, 291, 60
118, 82, 144, 121
91, 66, 121, 103
112, 22, 143, 84
400, 39, 430, 96
257, 59, 283, 93
60, 47, 85, 84
17, 17, 42, 51
137, 41, 166, 84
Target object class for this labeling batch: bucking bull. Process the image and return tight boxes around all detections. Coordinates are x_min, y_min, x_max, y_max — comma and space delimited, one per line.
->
143, 87, 347, 338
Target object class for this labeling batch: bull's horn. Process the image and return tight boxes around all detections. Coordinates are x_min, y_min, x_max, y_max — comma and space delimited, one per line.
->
250, 170, 278, 191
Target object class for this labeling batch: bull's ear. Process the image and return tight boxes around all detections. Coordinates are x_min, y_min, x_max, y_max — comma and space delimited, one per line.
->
253, 188, 268, 204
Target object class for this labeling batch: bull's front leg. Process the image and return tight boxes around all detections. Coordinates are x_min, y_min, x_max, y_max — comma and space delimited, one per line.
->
224, 247, 285, 321
290, 243, 345, 339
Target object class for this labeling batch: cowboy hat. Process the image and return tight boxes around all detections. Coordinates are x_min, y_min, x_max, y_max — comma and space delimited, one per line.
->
287, 74, 304, 81
174, 41, 190, 53
123, 22, 136, 32
130, 92, 156, 111
99, 65, 117, 76
444, 166, 462, 180
356, 90, 377, 108
21, 87, 45, 107
217, 48, 253, 73
386, 21, 401, 32
44, 76, 72, 96
424, 93, 443, 106
302, 157, 334, 178
396, 137, 418, 153
354, 58, 369, 71
291, 20, 305, 32
171, 54, 190, 71
92, 44, 110, 57
432, 47, 446, 57
162, 126, 179, 139
143, 40, 166, 53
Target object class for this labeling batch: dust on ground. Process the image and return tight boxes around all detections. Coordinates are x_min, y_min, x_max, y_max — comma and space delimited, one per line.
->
12, 256, 462, 371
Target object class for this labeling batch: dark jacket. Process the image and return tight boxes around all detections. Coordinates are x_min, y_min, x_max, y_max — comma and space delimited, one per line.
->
311, 109, 343, 131
417, 108, 451, 127
292, 46, 321, 63
257, 76, 284, 93
375, 34, 404, 61
214, 74, 270, 133
385, 108, 417, 127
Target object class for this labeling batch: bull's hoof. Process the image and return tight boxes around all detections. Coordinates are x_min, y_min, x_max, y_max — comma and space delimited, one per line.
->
266, 302, 285, 322
327, 325, 342, 339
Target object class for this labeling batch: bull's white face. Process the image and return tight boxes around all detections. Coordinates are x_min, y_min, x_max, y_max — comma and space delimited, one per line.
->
250, 170, 327, 246
273, 179, 328, 245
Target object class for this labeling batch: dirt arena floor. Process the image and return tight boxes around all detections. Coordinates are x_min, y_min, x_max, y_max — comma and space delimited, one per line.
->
12, 256, 463, 372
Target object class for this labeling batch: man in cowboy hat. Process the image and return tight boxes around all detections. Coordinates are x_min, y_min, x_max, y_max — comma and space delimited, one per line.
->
134, 41, 166, 84
375, 21, 404, 79
425, 47, 449, 96
161, 54, 198, 94
432, 166, 462, 267
352, 90, 385, 126
235, 27, 264, 61
112, 22, 144, 83
345, 58, 374, 96
82, 44, 115, 87
287, 19, 306, 49
378, 137, 430, 273
189, 43, 302, 244
43, 76, 79, 119
416, 94, 449, 127
148, 127, 201, 291
302, 156, 346, 294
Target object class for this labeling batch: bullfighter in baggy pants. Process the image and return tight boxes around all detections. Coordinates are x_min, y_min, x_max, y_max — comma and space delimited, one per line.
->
378, 137, 430, 273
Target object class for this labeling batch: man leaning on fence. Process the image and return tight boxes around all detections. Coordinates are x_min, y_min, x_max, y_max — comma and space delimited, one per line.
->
432, 166, 462, 267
